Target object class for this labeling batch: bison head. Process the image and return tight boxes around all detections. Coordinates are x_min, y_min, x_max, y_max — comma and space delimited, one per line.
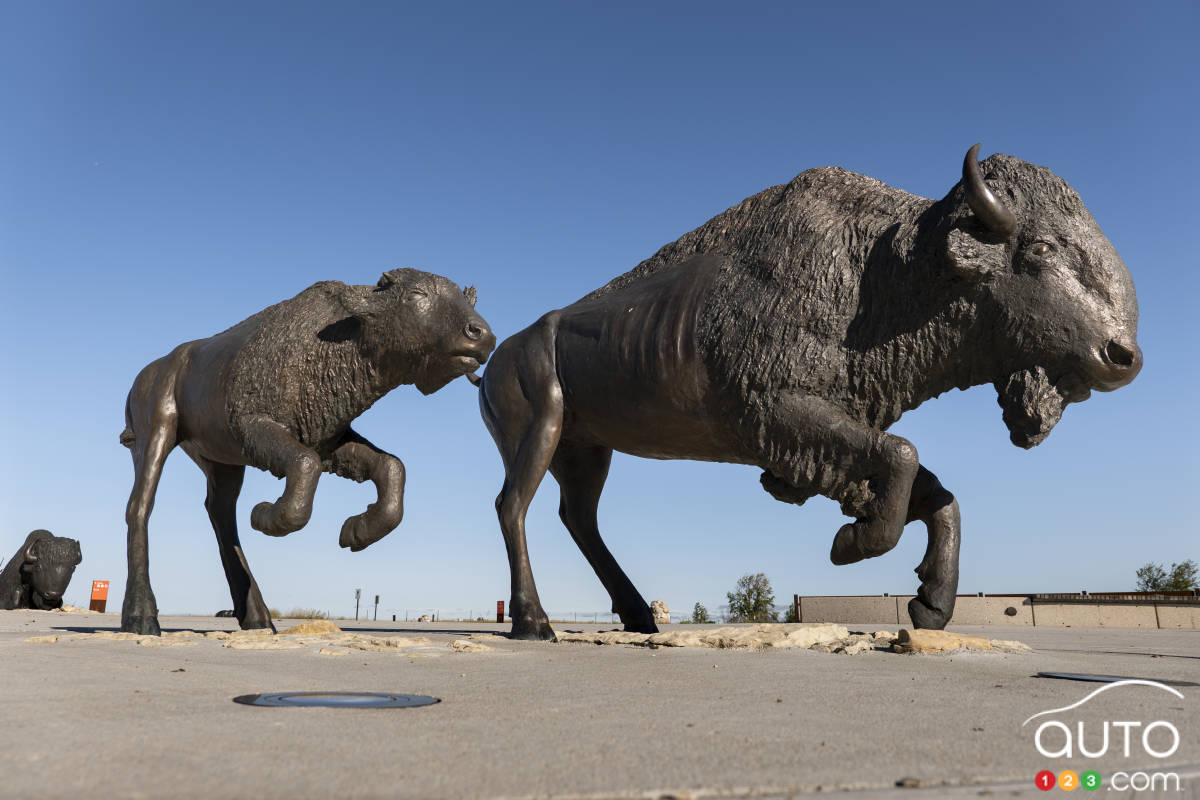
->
350, 267, 496, 395
21, 532, 82, 610
943, 145, 1141, 447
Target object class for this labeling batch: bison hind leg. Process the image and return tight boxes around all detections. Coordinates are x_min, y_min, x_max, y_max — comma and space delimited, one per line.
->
551, 443, 657, 635
187, 450, 274, 632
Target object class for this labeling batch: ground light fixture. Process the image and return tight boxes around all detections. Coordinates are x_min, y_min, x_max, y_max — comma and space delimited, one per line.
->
1035, 672, 1198, 688
233, 692, 441, 708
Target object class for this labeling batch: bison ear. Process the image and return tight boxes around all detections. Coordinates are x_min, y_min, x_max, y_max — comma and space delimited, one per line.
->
945, 226, 1005, 282
340, 286, 378, 320
463, 286, 478, 308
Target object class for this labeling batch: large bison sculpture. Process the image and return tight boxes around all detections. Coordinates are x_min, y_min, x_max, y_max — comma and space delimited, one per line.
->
1, 530, 83, 610
480, 145, 1141, 640
120, 268, 495, 635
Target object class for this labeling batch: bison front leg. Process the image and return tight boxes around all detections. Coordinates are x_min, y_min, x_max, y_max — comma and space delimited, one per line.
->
752, 392, 919, 565
905, 466, 961, 629
240, 416, 322, 536
328, 429, 406, 552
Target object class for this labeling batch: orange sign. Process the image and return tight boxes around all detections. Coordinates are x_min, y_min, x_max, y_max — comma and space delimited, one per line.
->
91, 581, 109, 601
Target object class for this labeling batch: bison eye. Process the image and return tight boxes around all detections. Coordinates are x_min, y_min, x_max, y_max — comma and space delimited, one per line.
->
1030, 241, 1052, 256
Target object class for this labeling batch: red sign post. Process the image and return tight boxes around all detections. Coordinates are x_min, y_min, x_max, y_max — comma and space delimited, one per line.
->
90, 580, 110, 613
496, 600, 504, 624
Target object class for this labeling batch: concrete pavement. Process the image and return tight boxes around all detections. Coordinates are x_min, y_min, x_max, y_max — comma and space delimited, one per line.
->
2, 612, 1197, 799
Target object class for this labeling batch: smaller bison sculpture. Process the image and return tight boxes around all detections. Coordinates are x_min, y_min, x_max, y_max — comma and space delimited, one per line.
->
1, 530, 82, 610
120, 268, 495, 635
480, 144, 1141, 640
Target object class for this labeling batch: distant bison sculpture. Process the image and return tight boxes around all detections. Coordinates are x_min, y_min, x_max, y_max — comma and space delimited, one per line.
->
1, 530, 82, 610
481, 145, 1141, 640
120, 268, 495, 635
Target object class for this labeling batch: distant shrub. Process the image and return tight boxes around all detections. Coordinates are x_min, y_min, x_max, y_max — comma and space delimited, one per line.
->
276, 608, 330, 619
726, 573, 778, 623
1136, 560, 1198, 591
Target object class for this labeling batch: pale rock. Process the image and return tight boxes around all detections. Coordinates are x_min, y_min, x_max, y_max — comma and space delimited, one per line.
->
85, 631, 148, 641
25, 635, 60, 643
318, 647, 351, 656
450, 639, 494, 652
138, 637, 196, 647
417, 614, 432, 622
331, 634, 431, 652
893, 629, 991, 654
223, 638, 304, 650
164, 630, 204, 638
650, 600, 670, 625
279, 620, 342, 636
835, 638, 874, 655
556, 630, 649, 646
558, 623, 849, 650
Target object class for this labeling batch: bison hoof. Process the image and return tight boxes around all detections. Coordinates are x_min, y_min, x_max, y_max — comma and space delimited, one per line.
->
830, 520, 901, 565
908, 597, 951, 630
251, 502, 305, 536
122, 615, 162, 636
510, 618, 556, 641
241, 617, 276, 632
830, 523, 865, 565
339, 513, 398, 552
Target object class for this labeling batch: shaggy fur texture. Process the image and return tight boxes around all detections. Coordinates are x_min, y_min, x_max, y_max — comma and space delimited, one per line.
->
585, 155, 1138, 514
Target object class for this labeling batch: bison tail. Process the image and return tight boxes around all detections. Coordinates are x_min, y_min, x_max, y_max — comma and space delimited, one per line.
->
119, 427, 136, 448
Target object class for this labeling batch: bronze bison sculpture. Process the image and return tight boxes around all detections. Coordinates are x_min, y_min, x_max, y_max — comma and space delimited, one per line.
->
1, 530, 82, 610
120, 268, 495, 635
480, 145, 1141, 639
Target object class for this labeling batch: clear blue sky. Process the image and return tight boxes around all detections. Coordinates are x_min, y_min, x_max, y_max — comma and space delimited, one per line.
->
1, 1, 1196, 619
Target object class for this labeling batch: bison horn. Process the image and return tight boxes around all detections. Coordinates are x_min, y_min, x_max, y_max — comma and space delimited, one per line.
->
963, 143, 1016, 238
464, 286, 478, 308
23, 543, 38, 564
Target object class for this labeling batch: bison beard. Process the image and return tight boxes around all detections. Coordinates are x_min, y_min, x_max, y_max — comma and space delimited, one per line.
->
995, 366, 1086, 449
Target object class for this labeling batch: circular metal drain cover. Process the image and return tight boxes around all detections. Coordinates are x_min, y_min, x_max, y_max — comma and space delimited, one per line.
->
233, 692, 441, 708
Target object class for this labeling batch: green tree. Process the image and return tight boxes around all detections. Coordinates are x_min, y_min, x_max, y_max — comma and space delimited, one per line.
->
1136, 560, 1198, 591
726, 573, 778, 622
691, 602, 711, 624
